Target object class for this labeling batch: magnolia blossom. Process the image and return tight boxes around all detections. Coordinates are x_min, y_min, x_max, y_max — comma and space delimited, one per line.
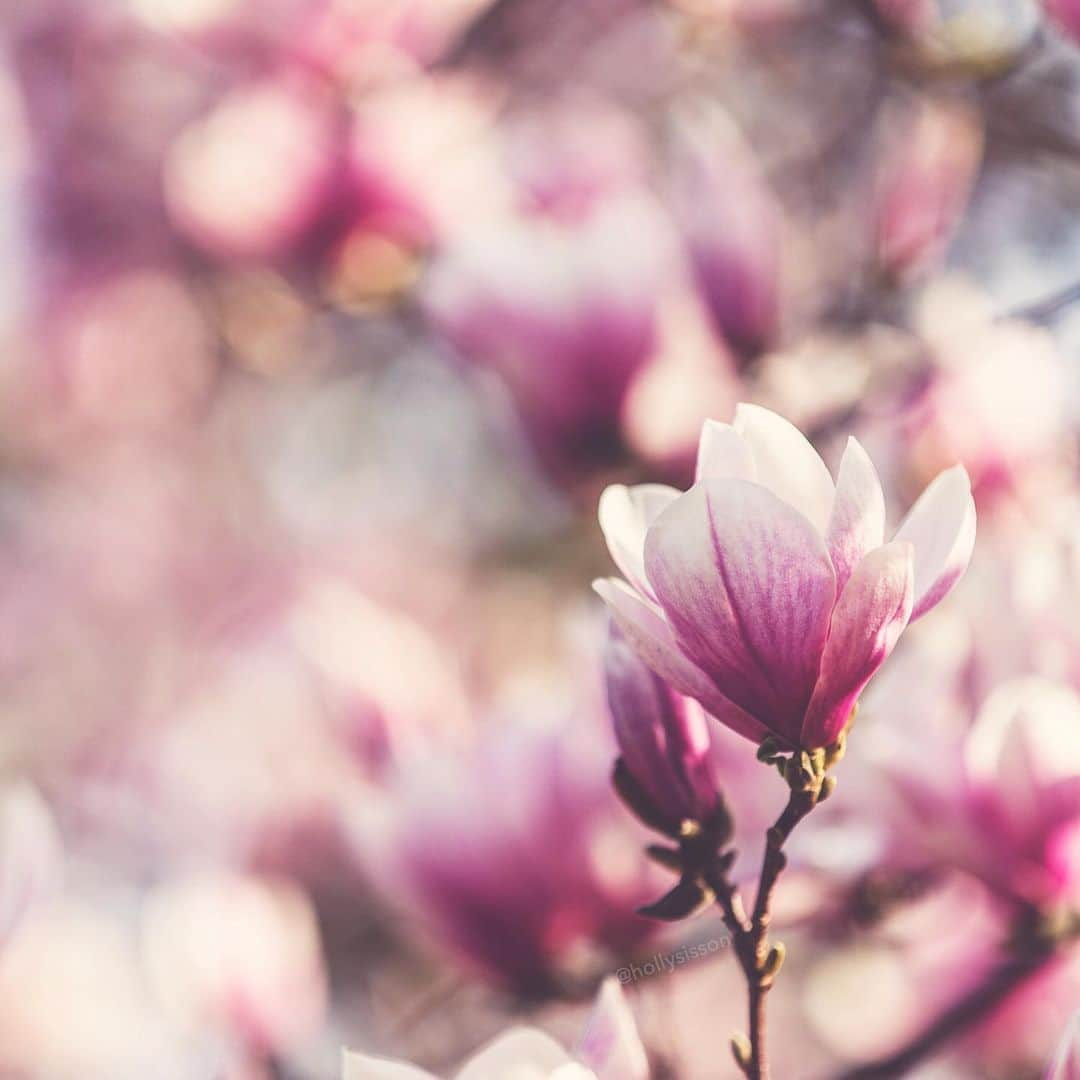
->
873, 98, 983, 279
358, 701, 658, 993
1050, 1011, 1080, 1080
867, 675, 1080, 905
424, 191, 673, 479
669, 110, 781, 359
595, 404, 975, 750
141, 872, 328, 1057
343, 977, 648, 1080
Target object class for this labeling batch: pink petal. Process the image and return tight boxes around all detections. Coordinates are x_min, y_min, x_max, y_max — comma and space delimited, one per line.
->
893, 465, 976, 621
593, 578, 768, 743
605, 629, 718, 824
1049, 1011, 1080, 1080
598, 484, 680, 600
644, 479, 836, 745
802, 541, 914, 749
695, 420, 756, 484
733, 403, 835, 534
578, 978, 650, 1080
826, 437, 886, 595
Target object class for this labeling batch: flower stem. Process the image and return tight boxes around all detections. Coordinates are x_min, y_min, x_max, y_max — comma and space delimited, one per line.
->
707, 785, 821, 1079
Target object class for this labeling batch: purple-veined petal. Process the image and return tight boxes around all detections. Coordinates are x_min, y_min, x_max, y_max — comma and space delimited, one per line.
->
578, 977, 650, 1080
733, 403, 835, 535
802, 541, 914, 749
695, 420, 756, 484
826, 437, 886, 595
644, 479, 836, 745
893, 465, 976, 621
342, 1050, 435, 1080
593, 578, 769, 743
598, 484, 680, 600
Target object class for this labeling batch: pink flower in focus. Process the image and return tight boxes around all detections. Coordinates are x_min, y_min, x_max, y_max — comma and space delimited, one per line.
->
595, 404, 975, 750
343, 976, 648, 1080
1050, 1011, 1080, 1080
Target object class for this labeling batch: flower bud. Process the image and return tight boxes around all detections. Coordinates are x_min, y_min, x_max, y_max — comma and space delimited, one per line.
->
605, 626, 720, 830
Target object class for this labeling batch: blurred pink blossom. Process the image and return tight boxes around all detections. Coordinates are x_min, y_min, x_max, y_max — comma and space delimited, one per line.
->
362, 696, 659, 994
141, 871, 328, 1058
906, 279, 1068, 504
874, 98, 983, 279
425, 190, 676, 480
669, 109, 782, 360
0, 785, 61, 949
344, 976, 648, 1079
164, 78, 343, 262
866, 673, 1080, 905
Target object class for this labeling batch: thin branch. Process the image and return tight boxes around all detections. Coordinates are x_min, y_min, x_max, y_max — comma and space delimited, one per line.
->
705, 783, 822, 1079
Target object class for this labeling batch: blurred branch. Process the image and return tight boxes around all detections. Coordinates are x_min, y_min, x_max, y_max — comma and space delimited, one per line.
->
1004, 280, 1080, 324
831, 906, 1075, 1080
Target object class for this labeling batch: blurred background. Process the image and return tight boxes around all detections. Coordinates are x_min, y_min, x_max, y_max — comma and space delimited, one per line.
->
0, 0, 1078, 1076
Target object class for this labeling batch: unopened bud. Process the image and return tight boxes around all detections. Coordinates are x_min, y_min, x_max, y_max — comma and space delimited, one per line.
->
731, 1033, 753, 1071
762, 942, 786, 979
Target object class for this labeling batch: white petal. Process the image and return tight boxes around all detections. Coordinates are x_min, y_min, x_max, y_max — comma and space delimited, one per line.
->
598, 484, 680, 600
577, 978, 649, 1080
733, 403, 835, 534
455, 1028, 576, 1080
826, 437, 886, 595
1048, 1010, 1080, 1080
893, 465, 976, 621
695, 420, 756, 484
343, 1049, 435, 1080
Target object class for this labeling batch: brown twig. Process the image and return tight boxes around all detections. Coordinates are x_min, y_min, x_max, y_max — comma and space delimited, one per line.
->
706, 783, 822, 1079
